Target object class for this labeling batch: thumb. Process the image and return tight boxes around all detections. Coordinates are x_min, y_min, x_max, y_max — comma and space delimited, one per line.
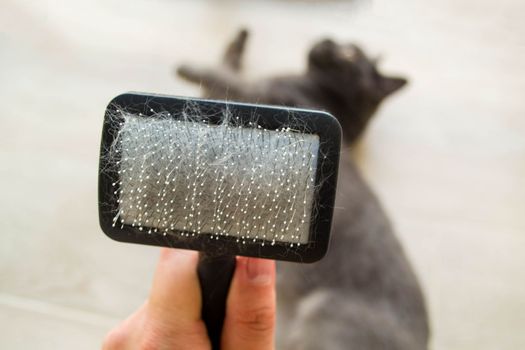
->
221, 257, 276, 350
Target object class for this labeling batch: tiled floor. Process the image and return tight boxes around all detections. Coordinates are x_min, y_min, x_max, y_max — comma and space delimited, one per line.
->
1, 0, 524, 348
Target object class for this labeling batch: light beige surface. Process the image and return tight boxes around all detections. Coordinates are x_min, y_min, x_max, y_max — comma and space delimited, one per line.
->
0, 0, 524, 349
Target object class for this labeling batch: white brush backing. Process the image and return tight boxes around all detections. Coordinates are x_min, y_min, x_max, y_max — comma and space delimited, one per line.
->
109, 109, 319, 246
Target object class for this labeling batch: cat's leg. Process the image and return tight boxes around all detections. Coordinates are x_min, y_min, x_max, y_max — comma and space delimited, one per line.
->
176, 28, 248, 85
176, 65, 245, 100
222, 28, 249, 72
177, 29, 248, 87
176, 29, 250, 99
176, 65, 208, 85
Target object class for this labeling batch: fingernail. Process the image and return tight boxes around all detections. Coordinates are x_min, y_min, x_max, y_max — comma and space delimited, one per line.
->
245, 258, 274, 285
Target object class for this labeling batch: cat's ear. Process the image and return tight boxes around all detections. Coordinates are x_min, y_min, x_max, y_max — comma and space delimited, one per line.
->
379, 76, 407, 98
308, 39, 338, 71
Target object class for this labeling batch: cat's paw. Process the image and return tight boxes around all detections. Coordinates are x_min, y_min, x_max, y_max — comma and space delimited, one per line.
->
176, 64, 204, 83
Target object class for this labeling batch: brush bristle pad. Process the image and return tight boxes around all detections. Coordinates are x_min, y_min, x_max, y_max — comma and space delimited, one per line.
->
112, 113, 319, 246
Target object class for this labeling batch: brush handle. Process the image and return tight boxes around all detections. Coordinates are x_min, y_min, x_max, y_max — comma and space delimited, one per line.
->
197, 253, 236, 350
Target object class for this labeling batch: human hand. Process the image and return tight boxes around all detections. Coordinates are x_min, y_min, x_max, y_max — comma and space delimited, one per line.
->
102, 248, 276, 350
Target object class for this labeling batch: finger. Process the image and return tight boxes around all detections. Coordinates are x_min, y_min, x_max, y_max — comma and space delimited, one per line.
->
148, 248, 202, 326
102, 303, 146, 349
222, 257, 276, 350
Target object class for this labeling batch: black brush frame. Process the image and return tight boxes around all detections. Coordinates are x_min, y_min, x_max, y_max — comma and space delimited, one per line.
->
98, 92, 341, 263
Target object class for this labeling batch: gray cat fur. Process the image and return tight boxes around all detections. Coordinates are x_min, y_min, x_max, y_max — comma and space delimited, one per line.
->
177, 29, 430, 350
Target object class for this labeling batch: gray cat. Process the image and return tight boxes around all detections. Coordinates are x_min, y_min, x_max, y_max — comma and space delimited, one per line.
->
177, 29, 430, 350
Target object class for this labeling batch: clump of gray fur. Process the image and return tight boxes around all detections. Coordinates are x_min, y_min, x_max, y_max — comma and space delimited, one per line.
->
177, 29, 429, 350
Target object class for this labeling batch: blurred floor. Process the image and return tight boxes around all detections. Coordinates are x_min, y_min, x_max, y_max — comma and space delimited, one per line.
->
0, 0, 524, 349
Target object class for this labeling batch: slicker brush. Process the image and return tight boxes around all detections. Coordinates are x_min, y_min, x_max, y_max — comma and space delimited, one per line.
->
98, 92, 341, 349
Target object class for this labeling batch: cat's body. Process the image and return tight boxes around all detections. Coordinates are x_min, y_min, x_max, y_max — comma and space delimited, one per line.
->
177, 29, 429, 349
277, 154, 429, 349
